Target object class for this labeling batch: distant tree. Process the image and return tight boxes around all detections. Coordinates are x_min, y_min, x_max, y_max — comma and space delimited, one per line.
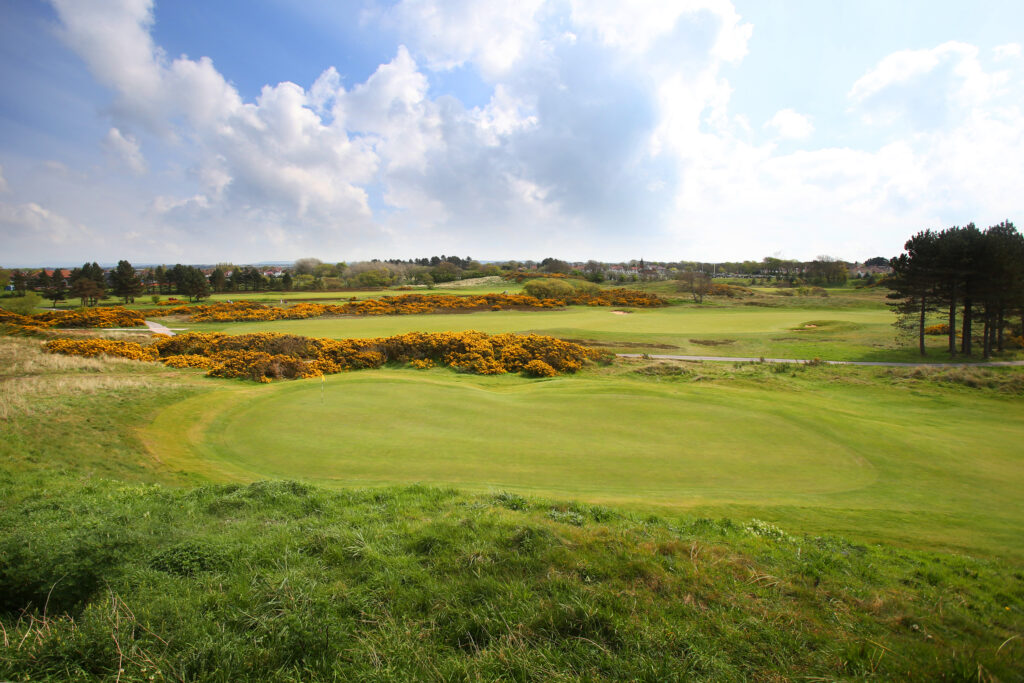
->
677, 270, 712, 303
0, 267, 10, 291
293, 258, 322, 276
43, 268, 67, 308
430, 261, 460, 283
583, 260, 605, 283
540, 257, 572, 274
32, 268, 50, 292
805, 256, 848, 286
10, 270, 28, 296
281, 272, 293, 291
864, 256, 890, 268
413, 271, 434, 288
888, 221, 1023, 357
70, 278, 104, 307
888, 232, 942, 356
110, 260, 143, 303
210, 267, 227, 293
154, 265, 168, 294
180, 266, 211, 301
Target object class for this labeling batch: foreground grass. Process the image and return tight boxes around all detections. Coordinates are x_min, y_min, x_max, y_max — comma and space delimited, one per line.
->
2, 479, 1022, 681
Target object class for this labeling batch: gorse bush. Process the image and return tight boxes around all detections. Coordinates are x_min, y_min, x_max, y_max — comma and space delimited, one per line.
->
157, 291, 665, 322
0, 306, 145, 335
44, 331, 607, 382
43, 338, 159, 362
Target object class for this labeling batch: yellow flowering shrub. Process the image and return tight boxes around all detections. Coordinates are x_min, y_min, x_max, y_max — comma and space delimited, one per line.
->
158, 291, 665, 324
44, 338, 159, 361
161, 354, 218, 369
522, 359, 557, 377
44, 329, 605, 382
36, 307, 145, 328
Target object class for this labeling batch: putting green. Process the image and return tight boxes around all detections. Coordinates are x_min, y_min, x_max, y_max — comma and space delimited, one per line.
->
145, 367, 1024, 561
202, 376, 874, 498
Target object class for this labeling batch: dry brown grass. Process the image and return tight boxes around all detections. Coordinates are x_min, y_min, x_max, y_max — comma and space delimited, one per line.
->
0, 338, 163, 420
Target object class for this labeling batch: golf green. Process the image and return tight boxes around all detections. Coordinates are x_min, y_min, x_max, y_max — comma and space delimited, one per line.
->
147, 368, 1024, 557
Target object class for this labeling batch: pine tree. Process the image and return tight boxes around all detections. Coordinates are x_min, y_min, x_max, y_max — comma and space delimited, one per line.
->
110, 260, 144, 303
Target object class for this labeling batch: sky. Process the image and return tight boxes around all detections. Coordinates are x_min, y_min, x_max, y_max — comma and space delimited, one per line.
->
1, 0, 1022, 266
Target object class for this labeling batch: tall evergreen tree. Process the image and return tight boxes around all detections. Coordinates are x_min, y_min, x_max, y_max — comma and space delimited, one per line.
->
210, 267, 227, 293
43, 268, 67, 308
110, 260, 144, 303
180, 267, 211, 301
10, 270, 28, 296
887, 231, 942, 356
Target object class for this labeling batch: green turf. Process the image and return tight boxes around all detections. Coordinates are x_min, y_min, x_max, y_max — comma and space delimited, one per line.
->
145, 363, 1024, 561
4, 337, 1024, 679
168, 303, 995, 362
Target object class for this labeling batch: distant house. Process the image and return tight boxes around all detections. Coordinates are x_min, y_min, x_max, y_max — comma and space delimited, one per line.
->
30, 268, 72, 286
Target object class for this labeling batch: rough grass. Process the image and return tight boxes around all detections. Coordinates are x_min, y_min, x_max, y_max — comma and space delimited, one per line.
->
0, 337, 205, 481
0, 480, 1021, 681
0, 338, 164, 420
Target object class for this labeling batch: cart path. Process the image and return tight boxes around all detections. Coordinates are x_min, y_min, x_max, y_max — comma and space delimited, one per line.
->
616, 353, 1024, 368
144, 320, 175, 336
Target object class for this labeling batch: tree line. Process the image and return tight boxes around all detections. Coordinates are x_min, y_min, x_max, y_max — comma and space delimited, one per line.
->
887, 221, 1023, 358
6, 261, 215, 306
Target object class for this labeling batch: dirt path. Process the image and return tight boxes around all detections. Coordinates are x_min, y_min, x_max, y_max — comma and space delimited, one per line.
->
617, 353, 1024, 368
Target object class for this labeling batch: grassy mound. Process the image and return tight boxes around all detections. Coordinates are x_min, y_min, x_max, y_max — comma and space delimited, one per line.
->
1, 480, 1021, 681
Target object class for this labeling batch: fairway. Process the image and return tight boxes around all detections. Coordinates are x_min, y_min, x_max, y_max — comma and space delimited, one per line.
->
171, 303, 935, 361
147, 368, 1024, 559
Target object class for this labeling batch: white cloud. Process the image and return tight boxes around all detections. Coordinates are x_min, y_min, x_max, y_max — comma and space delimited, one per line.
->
17, 1, 1024, 263
994, 43, 1022, 61
764, 108, 814, 139
847, 41, 1005, 128
0, 164, 8, 193
385, 0, 546, 78
569, 0, 751, 62
103, 127, 147, 173
0, 201, 93, 246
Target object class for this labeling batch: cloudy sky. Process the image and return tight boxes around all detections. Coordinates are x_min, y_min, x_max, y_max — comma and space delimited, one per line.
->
1, 0, 1022, 266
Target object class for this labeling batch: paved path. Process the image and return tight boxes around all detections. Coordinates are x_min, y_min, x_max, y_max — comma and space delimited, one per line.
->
144, 320, 176, 336
616, 353, 1024, 368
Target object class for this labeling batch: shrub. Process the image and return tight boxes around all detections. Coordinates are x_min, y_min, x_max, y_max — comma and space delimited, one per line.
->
44, 338, 158, 362
1, 292, 44, 315
924, 323, 950, 335
521, 359, 557, 377
162, 291, 666, 324
44, 330, 604, 382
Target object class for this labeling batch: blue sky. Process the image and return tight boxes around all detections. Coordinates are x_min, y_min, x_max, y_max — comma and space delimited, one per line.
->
1, 0, 1022, 266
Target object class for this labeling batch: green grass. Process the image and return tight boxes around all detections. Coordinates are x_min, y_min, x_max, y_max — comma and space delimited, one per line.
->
3, 315, 1024, 680
143, 361, 1024, 561
166, 302, 1011, 363
2, 479, 1022, 681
